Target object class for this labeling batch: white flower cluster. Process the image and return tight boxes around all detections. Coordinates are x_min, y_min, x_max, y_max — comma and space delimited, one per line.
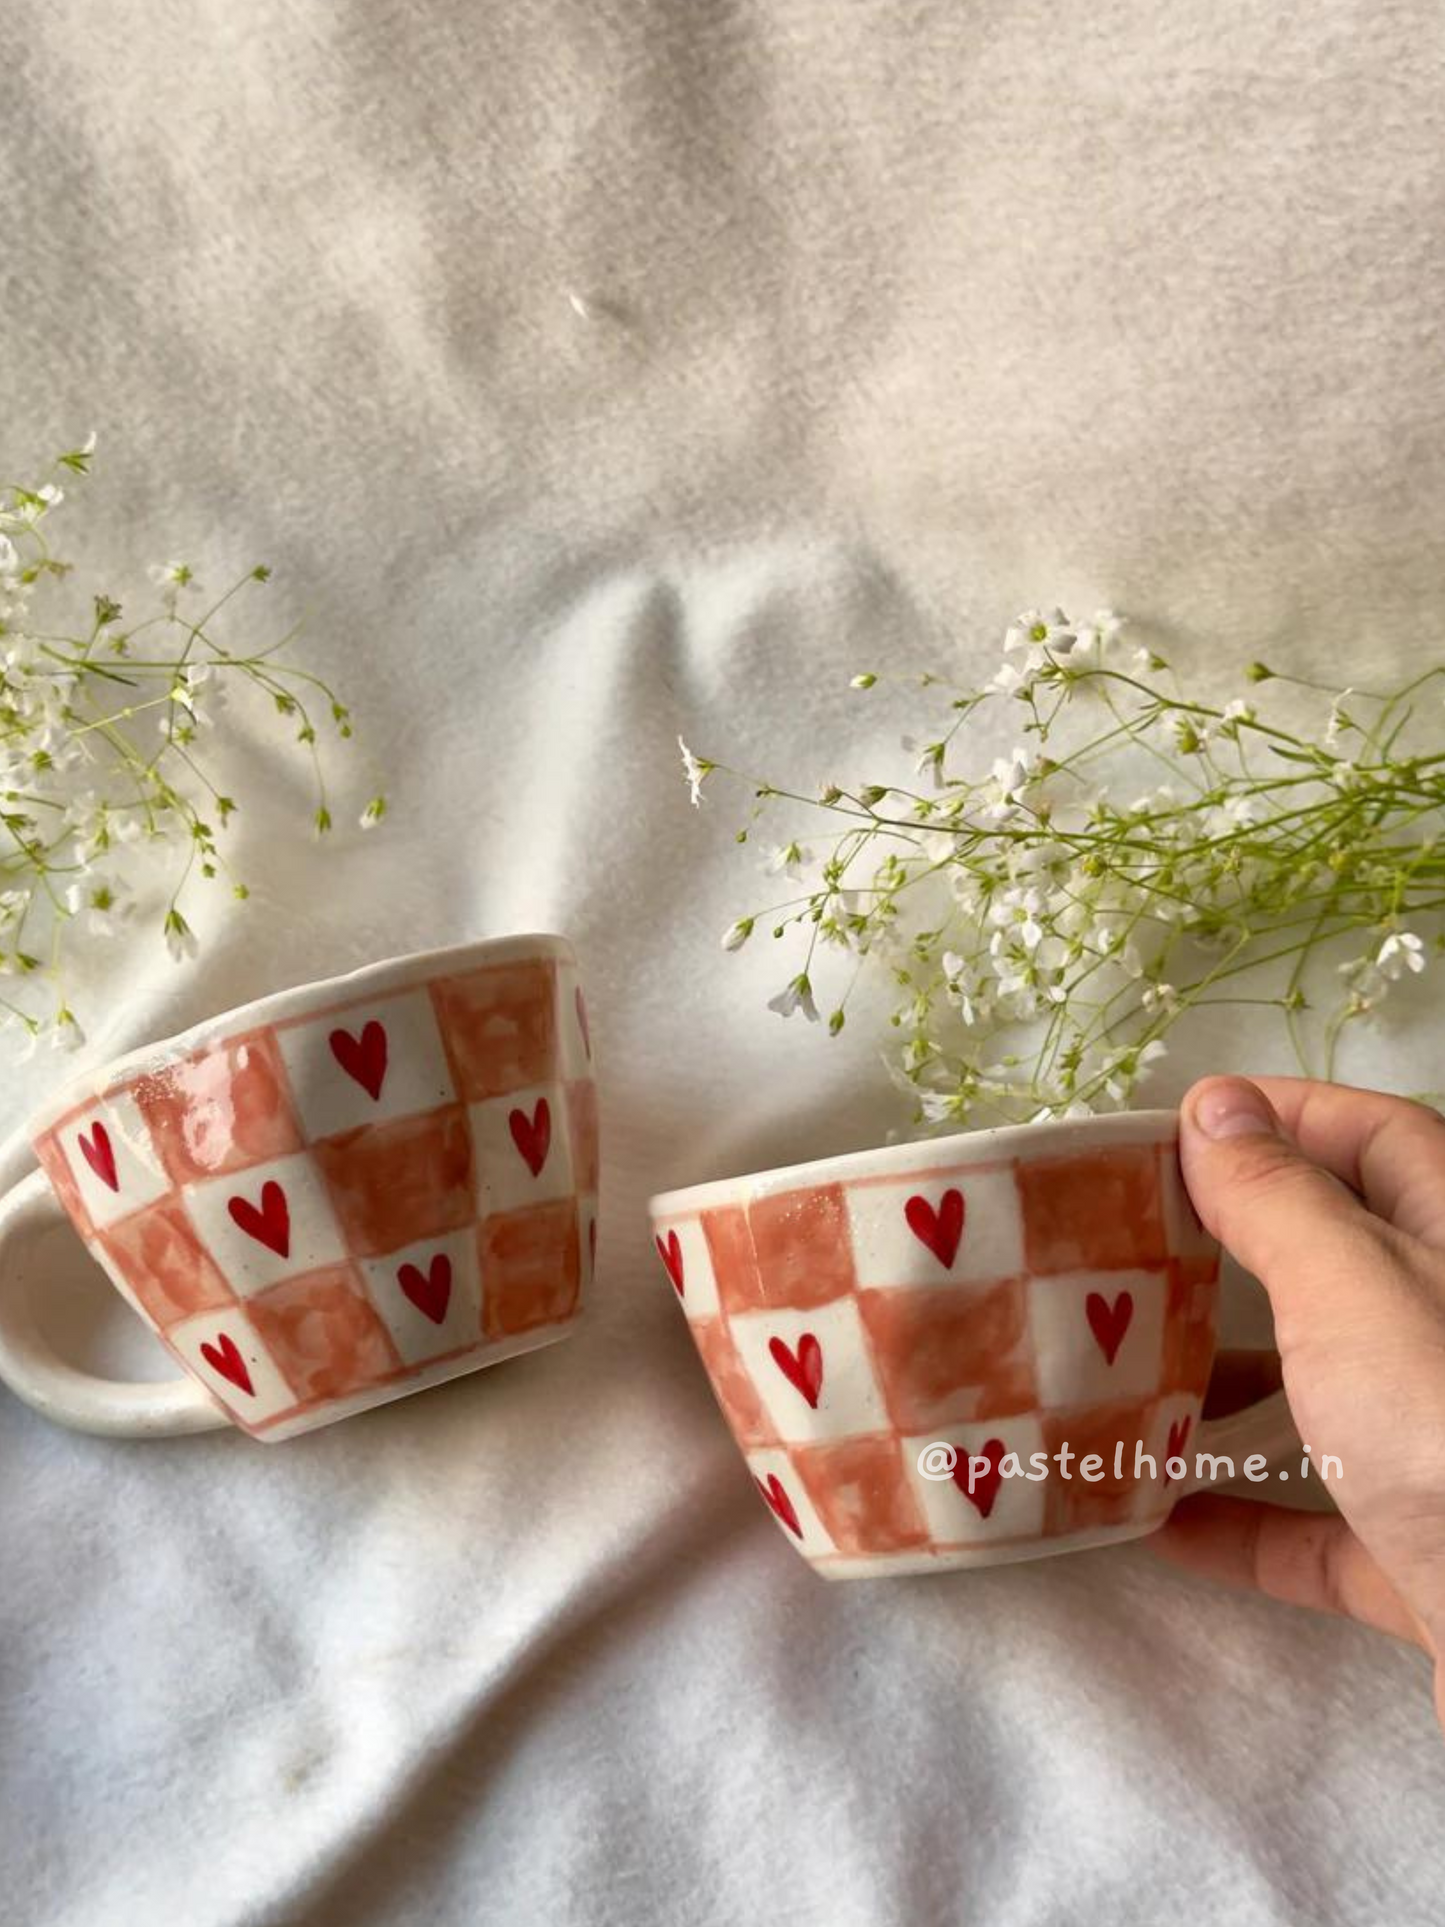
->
693, 607, 1445, 1129
0, 443, 380, 1053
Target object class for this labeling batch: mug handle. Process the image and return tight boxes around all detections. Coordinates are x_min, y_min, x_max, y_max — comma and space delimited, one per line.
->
1176, 1387, 1299, 1499
0, 1168, 228, 1438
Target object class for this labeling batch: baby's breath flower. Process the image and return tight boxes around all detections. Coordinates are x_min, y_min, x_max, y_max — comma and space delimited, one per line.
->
678, 736, 710, 808
767, 974, 820, 1022
1377, 931, 1426, 979
0, 441, 377, 1043
684, 606, 1445, 1128
764, 842, 812, 880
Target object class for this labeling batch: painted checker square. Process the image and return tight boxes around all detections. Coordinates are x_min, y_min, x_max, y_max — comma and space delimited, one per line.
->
469, 1085, 574, 1216
729, 1297, 889, 1444
133, 1032, 303, 1184
904, 1415, 1048, 1545
248, 1265, 403, 1404
1026, 1268, 1168, 1407
168, 1307, 297, 1426
845, 1167, 1025, 1290
690, 1316, 777, 1448
554, 958, 593, 1082
183, 1152, 349, 1295
429, 959, 558, 1101
858, 1279, 1037, 1431
60, 1090, 171, 1230
21, 937, 590, 1444
358, 1228, 486, 1365
276, 989, 456, 1139
651, 1115, 1267, 1579
97, 1198, 233, 1329
313, 1106, 475, 1258
745, 1447, 836, 1557
790, 1436, 930, 1556
654, 1216, 720, 1320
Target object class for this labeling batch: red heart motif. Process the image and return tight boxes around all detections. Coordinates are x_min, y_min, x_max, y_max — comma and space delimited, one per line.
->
952, 1436, 1008, 1519
656, 1229, 685, 1296
1085, 1290, 1134, 1366
77, 1121, 118, 1192
1164, 1415, 1192, 1483
509, 1097, 551, 1177
575, 987, 592, 1060
200, 1332, 254, 1397
769, 1333, 823, 1409
398, 1253, 452, 1325
754, 1472, 803, 1539
227, 1180, 291, 1258
905, 1188, 965, 1269
329, 1020, 388, 1101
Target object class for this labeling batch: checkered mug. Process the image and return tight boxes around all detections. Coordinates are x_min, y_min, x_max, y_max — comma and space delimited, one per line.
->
0, 934, 597, 1441
650, 1110, 1295, 1578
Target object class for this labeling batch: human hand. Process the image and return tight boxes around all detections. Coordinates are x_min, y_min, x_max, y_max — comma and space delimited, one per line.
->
1152, 1075, 1445, 1730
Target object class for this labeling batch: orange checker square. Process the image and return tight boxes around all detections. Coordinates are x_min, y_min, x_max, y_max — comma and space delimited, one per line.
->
133, 1030, 304, 1185
35, 1128, 91, 1237
98, 1198, 235, 1328
313, 1106, 475, 1258
790, 1435, 930, 1556
248, 1265, 402, 1403
429, 960, 557, 1102
857, 1280, 1036, 1432
566, 1078, 600, 1194
1016, 1145, 1167, 1276
1160, 1257, 1220, 1399
1040, 1399, 1160, 1536
479, 1199, 580, 1338
700, 1205, 763, 1311
741, 1184, 856, 1310
689, 1315, 777, 1449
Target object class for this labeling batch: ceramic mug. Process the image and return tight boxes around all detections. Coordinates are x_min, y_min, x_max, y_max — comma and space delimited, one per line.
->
0, 934, 598, 1442
650, 1110, 1294, 1579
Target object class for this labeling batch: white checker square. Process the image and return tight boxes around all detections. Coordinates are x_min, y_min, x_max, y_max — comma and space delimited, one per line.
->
183, 1152, 348, 1295
169, 1307, 296, 1425
1147, 1392, 1207, 1501
653, 1215, 718, 1320
728, 1298, 888, 1444
744, 1447, 835, 1557
1027, 1267, 1167, 1408
1156, 1141, 1218, 1261
468, 1083, 575, 1214
904, 1415, 1048, 1545
555, 958, 593, 1081
358, 1227, 484, 1366
276, 990, 455, 1140
62, 1091, 170, 1229
844, 1166, 1026, 1291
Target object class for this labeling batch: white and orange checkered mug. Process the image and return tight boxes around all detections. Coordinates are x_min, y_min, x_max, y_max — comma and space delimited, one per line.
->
0, 935, 597, 1441
650, 1110, 1295, 1578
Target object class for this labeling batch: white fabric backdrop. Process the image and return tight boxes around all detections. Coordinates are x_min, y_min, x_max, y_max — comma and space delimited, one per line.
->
4, 3, 1444, 1921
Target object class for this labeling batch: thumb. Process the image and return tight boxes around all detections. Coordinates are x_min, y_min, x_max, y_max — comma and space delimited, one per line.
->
1179, 1076, 1392, 1336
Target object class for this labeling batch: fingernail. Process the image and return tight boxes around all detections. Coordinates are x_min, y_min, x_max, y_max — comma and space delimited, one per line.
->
1191, 1079, 1276, 1140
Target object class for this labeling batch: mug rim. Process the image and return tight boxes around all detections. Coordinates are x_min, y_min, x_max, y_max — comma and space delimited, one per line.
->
648, 1106, 1181, 1217
30, 930, 576, 1135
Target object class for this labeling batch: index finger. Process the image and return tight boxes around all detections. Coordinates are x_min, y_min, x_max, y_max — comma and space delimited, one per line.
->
1234, 1077, 1445, 1247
